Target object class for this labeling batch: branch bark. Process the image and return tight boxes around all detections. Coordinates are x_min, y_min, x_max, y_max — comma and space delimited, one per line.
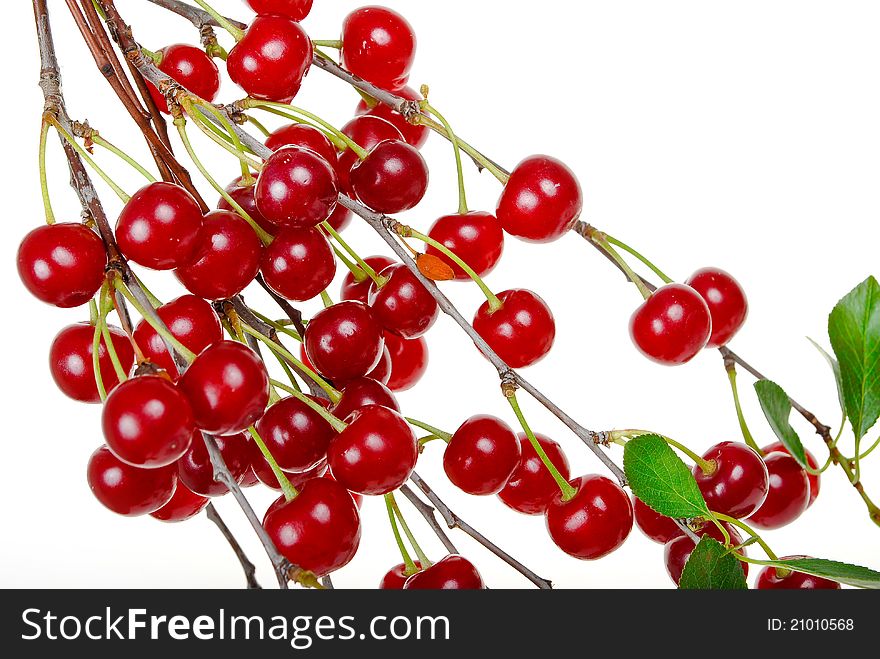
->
206, 502, 261, 589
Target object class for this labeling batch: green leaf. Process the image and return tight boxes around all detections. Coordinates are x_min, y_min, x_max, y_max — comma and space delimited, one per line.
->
679, 537, 749, 590
623, 434, 709, 519
754, 379, 807, 468
755, 557, 880, 589
828, 276, 880, 439
807, 337, 845, 414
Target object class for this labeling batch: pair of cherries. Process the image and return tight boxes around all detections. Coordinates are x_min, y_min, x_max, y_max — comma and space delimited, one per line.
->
380, 555, 485, 589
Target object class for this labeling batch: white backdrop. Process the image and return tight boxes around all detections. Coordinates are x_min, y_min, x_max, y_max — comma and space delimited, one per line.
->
2, 0, 879, 589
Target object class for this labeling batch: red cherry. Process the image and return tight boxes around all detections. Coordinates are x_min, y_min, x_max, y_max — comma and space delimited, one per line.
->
331, 377, 400, 420
304, 301, 385, 381
244, 0, 312, 22
380, 561, 421, 589
545, 475, 633, 560
87, 446, 176, 516
177, 432, 250, 497
263, 477, 361, 576
255, 395, 337, 472
629, 283, 712, 365
260, 226, 335, 301
340, 255, 395, 303
425, 212, 504, 280
323, 471, 364, 509
179, 341, 270, 435
664, 521, 747, 585
337, 116, 404, 194
17, 223, 106, 308
250, 444, 327, 490
383, 332, 428, 392
102, 376, 195, 468
686, 268, 748, 349
443, 415, 521, 496
227, 15, 311, 102
350, 140, 429, 213
403, 555, 485, 590
132, 295, 222, 378
265, 123, 337, 164
255, 146, 339, 228
473, 289, 555, 368
49, 323, 135, 403
147, 44, 220, 114
692, 441, 769, 519
326, 203, 352, 232
150, 482, 209, 522
496, 155, 582, 243
756, 558, 841, 589
365, 346, 392, 385
763, 442, 820, 507
341, 7, 416, 91
498, 433, 571, 515
632, 496, 685, 544
356, 85, 427, 149
747, 452, 810, 530
327, 405, 417, 495
368, 263, 439, 338
219, 176, 279, 236
239, 465, 261, 488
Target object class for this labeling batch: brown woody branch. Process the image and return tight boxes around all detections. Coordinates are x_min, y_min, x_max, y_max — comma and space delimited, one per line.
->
206, 502, 260, 589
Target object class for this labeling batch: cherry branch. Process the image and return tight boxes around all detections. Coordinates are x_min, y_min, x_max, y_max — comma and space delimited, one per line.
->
205, 502, 260, 589
144, 0, 246, 30
398, 486, 459, 555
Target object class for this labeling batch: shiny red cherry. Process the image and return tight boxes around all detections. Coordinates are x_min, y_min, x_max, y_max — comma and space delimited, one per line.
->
341, 6, 416, 91
498, 433, 570, 515
256, 395, 337, 472
629, 283, 712, 365
365, 347, 392, 385
49, 323, 135, 403
686, 268, 748, 349
249, 439, 327, 490
265, 123, 337, 164
403, 555, 485, 590
255, 146, 339, 228
763, 441, 820, 507
443, 415, 521, 496
340, 255, 395, 303
748, 452, 810, 530
219, 176, 279, 236
87, 446, 176, 516
756, 558, 841, 589
632, 495, 685, 544
355, 85, 427, 149
322, 471, 363, 509
383, 332, 428, 392
17, 223, 106, 307
473, 289, 555, 368
304, 301, 385, 381
368, 263, 439, 338
425, 211, 504, 280
692, 441, 769, 519
337, 116, 404, 194
350, 140, 429, 213
260, 226, 335, 301
150, 481, 209, 522
177, 432, 250, 497
147, 44, 220, 114
245, 0, 312, 22
379, 561, 421, 589
331, 377, 399, 420
664, 521, 747, 585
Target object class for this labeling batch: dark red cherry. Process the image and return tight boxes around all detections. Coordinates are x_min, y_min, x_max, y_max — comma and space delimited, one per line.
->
263, 477, 361, 576
340, 255, 395, 303
686, 268, 748, 349
250, 442, 327, 490
365, 347, 392, 385
337, 116, 404, 194
245, 0, 312, 22
443, 415, 521, 495
498, 433, 570, 515
323, 471, 363, 509
132, 295, 222, 378
147, 44, 220, 114
473, 289, 555, 368
403, 555, 484, 590
304, 301, 385, 381
380, 561, 421, 589
692, 441, 769, 519
331, 377, 399, 420
350, 140, 429, 213
629, 283, 712, 365
383, 332, 428, 392
265, 123, 337, 164
239, 465, 261, 488
632, 496, 685, 544
748, 452, 810, 530
150, 481, 209, 522
177, 432, 250, 497
179, 341, 270, 435
756, 558, 841, 589
496, 155, 582, 243
545, 475, 633, 560
219, 176, 279, 236
356, 85, 428, 149
341, 6, 416, 91
425, 211, 504, 280
256, 395, 337, 472
326, 203, 352, 232
49, 323, 135, 403
255, 146, 339, 228
368, 263, 439, 339
17, 223, 106, 307
763, 442, 820, 507
664, 521, 747, 585
327, 404, 417, 495
87, 446, 176, 516
116, 182, 202, 270
260, 226, 335, 301
227, 15, 311, 102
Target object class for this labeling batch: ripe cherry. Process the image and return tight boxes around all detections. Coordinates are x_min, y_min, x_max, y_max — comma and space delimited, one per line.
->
323, 471, 364, 509
150, 481, 209, 522
17, 223, 106, 308
179, 341, 270, 435
632, 496, 685, 544
340, 255, 395, 303
341, 7, 416, 91
443, 415, 521, 496
250, 444, 327, 491
383, 332, 428, 392
380, 562, 421, 589
498, 433, 571, 515
327, 404, 417, 495
245, 0, 312, 22
260, 226, 335, 301
175, 210, 263, 301
87, 446, 176, 516
331, 377, 400, 420
239, 465, 261, 488
132, 295, 222, 378
748, 452, 810, 530
496, 155, 582, 243
426, 212, 504, 280
356, 85, 428, 149
49, 323, 135, 403
255, 395, 337, 473
304, 301, 385, 382
756, 559, 841, 589
265, 123, 337, 164
263, 477, 361, 576
368, 263, 439, 338
664, 521, 747, 585
403, 555, 485, 590
686, 268, 748, 348
147, 44, 220, 114
692, 441, 769, 519
473, 289, 555, 368
227, 15, 311, 102
337, 116, 404, 194
629, 283, 712, 365
326, 203, 353, 232
546, 475, 633, 560
177, 432, 250, 497
102, 376, 194, 468
365, 346, 392, 385
764, 441, 820, 507
219, 176, 279, 236
350, 140, 429, 213
255, 146, 339, 228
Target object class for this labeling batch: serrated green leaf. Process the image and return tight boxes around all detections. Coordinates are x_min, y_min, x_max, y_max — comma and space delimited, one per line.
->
755, 557, 880, 589
623, 434, 709, 519
828, 276, 880, 439
679, 537, 749, 590
807, 337, 845, 414
754, 379, 807, 468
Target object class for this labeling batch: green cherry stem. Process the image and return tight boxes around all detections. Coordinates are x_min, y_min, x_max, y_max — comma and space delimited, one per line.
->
329, 242, 365, 280
186, 98, 257, 184
386, 492, 432, 568
91, 134, 157, 183
191, 0, 244, 41
248, 425, 298, 501
312, 39, 343, 49
320, 291, 333, 308
405, 418, 452, 442
246, 114, 271, 137
100, 285, 128, 383
89, 296, 108, 401
724, 364, 762, 453
249, 105, 344, 148
321, 221, 387, 286
589, 232, 652, 300
272, 352, 303, 393
268, 378, 347, 433
422, 99, 468, 214
711, 512, 779, 561
385, 494, 417, 573
140, 47, 161, 63
114, 276, 196, 362
38, 118, 55, 225
130, 272, 162, 309
611, 429, 715, 474
249, 309, 302, 342
412, 113, 509, 184
601, 232, 674, 284
242, 99, 365, 157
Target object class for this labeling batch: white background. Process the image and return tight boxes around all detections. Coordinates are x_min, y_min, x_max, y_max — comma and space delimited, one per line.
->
2, 0, 879, 589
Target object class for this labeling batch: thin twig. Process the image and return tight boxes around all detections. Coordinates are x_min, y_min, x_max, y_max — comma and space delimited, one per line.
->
144, 0, 246, 30
397, 485, 459, 555
206, 503, 261, 589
